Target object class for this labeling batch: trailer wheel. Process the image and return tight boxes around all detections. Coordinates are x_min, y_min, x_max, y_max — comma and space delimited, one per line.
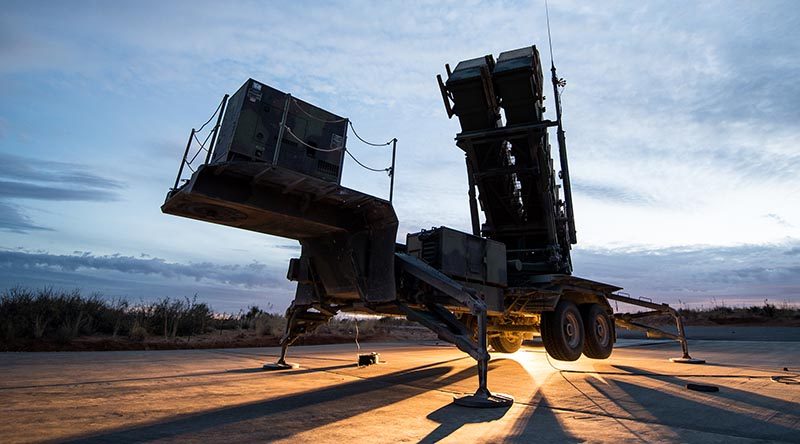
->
490, 333, 523, 353
541, 299, 584, 361
581, 304, 614, 359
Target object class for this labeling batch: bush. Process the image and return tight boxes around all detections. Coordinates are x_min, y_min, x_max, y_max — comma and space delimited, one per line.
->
254, 313, 285, 336
0, 288, 227, 344
129, 321, 147, 342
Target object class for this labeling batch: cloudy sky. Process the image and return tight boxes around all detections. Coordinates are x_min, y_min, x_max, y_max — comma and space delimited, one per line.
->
1, 0, 798, 312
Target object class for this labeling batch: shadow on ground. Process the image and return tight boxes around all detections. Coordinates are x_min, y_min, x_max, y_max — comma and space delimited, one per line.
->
65, 359, 511, 442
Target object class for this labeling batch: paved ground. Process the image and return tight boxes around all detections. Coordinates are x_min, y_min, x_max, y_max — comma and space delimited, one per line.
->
1, 338, 798, 443
617, 326, 800, 341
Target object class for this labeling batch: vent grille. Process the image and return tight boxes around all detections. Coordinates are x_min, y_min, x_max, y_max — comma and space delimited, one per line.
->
420, 236, 439, 265
317, 160, 339, 176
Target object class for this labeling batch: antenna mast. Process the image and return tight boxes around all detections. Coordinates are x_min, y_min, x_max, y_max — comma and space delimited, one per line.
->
546, 0, 577, 243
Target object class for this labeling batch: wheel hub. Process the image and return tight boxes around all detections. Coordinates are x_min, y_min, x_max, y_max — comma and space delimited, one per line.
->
564, 312, 580, 348
595, 315, 610, 346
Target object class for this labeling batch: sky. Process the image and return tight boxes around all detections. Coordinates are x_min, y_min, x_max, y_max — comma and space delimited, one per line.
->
1, 0, 798, 312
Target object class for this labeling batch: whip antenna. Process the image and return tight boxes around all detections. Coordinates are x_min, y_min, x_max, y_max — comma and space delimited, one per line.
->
544, 0, 577, 243
545, 0, 555, 67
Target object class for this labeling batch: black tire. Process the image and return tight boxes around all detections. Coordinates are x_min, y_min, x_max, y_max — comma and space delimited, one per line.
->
490, 333, 523, 353
541, 299, 585, 361
581, 304, 614, 359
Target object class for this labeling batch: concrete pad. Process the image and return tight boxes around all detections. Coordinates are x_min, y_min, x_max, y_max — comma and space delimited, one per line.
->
0, 339, 798, 443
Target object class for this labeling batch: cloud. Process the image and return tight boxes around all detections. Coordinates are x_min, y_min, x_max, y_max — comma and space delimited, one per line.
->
574, 241, 800, 306
0, 249, 286, 288
764, 213, 791, 227
785, 247, 800, 256
0, 202, 53, 233
0, 153, 124, 191
0, 180, 119, 201
572, 181, 654, 206
0, 153, 126, 233
0, 249, 297, 312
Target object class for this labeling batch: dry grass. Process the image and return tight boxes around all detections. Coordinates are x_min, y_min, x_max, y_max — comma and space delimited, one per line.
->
0, 287, 429, 351
677, 299, 800, 325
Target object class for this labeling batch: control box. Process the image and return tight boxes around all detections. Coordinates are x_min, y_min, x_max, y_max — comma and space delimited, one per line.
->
407, 226, 507, 287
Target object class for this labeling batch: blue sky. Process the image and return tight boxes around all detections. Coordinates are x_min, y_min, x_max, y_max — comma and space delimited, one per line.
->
1, 0, 798, 312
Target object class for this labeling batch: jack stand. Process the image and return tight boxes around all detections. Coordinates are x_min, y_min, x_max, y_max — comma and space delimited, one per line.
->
264, 305, 302, 370
670, 357, 705, 364
263, 340, 300, 370
454, 309, 513, 408
670, 312, 705, 365
609, 293, 706, 365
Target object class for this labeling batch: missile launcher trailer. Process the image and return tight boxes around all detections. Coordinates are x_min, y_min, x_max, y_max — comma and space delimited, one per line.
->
163, 47, 700, 409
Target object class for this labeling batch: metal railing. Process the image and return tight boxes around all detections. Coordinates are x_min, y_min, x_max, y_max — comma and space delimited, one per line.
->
168, 92, 399, 203
170, 94, 229, 194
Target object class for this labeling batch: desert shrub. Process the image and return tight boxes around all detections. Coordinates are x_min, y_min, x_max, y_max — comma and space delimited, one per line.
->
0, 288, 233, 343
254, 313, 285, 336
129, 320, 147, 341
318, 317, 378, 336
762, 300, 776, 318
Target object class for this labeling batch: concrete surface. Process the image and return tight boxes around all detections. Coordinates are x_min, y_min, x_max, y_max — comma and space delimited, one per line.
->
1, 338, 799, 443
617, 325, 800, 342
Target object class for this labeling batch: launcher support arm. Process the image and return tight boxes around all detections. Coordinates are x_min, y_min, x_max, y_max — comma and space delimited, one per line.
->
607, 293, 696, 361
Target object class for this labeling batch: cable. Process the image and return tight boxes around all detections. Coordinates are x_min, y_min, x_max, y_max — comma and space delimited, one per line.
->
345, 149, 391, 173
283, 126, 343, 152
291, 98, 394, 148
348, 121, 393, 147
192, 131, 209, 150
354, 320, 361, 353
188, 130, 214, 164
772, 375, 800, 385
291, 98, 347, 123
284, 124, 391, 173
284, 124, 390, 173
196, 98, 225, 133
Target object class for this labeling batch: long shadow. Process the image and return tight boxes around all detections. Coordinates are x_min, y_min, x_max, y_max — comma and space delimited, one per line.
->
420, 403, 510, 443
606, 368, 799, 442
612, 364, 800, 414
65, 359, 488, 442
507, 395, 581, 443
0, 363, 360, 391
419, 357, 577, 443
421, 357, 579, 443
503, 368, 581, 443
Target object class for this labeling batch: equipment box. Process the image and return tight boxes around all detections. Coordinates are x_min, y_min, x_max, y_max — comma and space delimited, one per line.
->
212, 78, 347, 183
407, 227, 507, 287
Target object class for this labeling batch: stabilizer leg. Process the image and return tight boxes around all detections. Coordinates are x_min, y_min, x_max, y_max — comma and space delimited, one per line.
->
608, 293, 705, 364
263, 302, 302, 370
395, 253, 513, 408
264, 302, 333, 370
453, 308, 513, 408
668, 311, 705, 364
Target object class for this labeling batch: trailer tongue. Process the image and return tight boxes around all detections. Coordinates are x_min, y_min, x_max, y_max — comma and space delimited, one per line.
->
163, 45, 701, 410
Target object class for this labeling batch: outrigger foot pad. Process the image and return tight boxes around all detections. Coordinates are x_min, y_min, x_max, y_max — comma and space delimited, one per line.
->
262, 362, 300, 370
670, 357, 706, 364
454, 392, 514, 408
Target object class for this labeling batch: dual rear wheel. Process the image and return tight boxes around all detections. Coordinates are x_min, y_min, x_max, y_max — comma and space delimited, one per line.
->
489, 333, 524, 353
541, 300, 614, 361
